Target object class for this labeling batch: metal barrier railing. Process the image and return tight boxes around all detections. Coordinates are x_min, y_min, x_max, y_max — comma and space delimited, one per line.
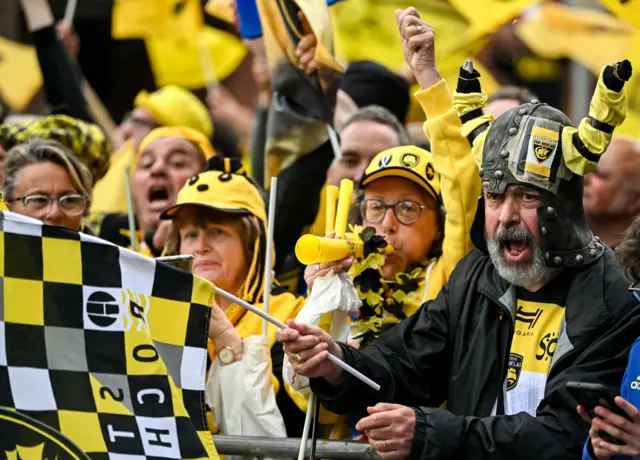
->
212, 435, 380, 459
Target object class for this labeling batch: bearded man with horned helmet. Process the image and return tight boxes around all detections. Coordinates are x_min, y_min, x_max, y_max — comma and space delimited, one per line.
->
276, 8, 640, 460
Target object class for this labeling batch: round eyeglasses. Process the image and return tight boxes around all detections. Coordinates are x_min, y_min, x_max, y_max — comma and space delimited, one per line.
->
8, 194, 88, 217
360, 199, 434, 225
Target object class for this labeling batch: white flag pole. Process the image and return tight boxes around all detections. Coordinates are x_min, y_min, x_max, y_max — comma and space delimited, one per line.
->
62, 0, 78, 28
262, 176, 277, 336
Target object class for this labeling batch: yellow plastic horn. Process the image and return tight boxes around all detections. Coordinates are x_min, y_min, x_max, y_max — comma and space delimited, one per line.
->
334, 179, 354, 237
296, 235, 357, 265
295, 234, 394, 265
325, 185, 339, 235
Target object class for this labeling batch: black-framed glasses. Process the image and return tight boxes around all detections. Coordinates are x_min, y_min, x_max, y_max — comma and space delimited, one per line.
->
629, 281, 640, 304
360, 199, 433, 225
7, 194, 88, 216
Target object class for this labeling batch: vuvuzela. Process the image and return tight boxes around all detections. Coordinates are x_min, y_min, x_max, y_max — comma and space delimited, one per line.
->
295, 234, 393, 265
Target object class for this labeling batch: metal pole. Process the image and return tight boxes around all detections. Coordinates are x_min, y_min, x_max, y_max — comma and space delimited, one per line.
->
211, 436, 381, 460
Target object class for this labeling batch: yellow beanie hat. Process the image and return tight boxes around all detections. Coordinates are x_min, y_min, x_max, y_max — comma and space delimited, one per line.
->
137, 127, 216, 163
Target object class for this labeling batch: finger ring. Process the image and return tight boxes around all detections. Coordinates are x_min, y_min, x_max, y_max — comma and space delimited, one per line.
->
417, 25, 424, 33
295, 353, 303, 363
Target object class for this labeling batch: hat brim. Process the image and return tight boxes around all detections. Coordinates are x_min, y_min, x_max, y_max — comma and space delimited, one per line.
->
360, 167, 442, 205
160, 202, 252, 220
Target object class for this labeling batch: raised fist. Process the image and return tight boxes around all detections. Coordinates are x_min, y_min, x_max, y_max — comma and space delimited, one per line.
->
395, 8, 440, 89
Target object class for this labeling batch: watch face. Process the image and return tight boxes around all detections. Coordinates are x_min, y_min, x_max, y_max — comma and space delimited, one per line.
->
218, 347, 234, 365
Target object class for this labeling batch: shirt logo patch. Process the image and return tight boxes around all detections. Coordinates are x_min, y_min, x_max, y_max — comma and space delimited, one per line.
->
507, 353, 524, 391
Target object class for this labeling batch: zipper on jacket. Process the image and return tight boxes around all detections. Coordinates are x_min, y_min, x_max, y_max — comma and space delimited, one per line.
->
496, 304, 514, 415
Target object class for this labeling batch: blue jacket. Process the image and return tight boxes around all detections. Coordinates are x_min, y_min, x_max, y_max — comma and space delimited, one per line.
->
583, 337, 640, 459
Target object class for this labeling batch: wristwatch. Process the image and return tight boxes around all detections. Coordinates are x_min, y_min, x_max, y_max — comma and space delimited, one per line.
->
218, 346, 235, 365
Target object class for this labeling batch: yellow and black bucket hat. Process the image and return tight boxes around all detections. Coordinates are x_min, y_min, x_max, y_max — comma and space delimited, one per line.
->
160, 158, 266, 224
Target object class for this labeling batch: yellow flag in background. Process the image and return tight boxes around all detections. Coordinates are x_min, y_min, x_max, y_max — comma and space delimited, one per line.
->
0, 38, 42, 111
614, 33, 640, 138
112, 0, 204, 41
449, 0, 541, 38
145, 26, 248, 88
514, 3, 640, 139
515, 3, 632, 66
328, 0, 497, 124
598, 0, 640, 30
330, 0, 471, 72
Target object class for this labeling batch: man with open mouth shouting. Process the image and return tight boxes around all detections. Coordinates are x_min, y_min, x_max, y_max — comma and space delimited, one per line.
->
276, 9, 640, 459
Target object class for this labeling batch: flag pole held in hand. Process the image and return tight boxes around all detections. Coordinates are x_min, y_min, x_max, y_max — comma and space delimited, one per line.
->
214, 286, 381, 391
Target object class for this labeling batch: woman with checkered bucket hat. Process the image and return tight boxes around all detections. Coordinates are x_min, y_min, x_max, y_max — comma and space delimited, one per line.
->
0, 114, 111, 232
2, 138, 94, 232
160, 156, 307, 438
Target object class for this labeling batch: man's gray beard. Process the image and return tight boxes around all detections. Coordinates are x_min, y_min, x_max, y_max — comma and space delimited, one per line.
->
486, 226, 562, 287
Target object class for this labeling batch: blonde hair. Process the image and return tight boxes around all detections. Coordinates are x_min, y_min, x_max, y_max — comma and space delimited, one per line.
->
4, 138, 93, 204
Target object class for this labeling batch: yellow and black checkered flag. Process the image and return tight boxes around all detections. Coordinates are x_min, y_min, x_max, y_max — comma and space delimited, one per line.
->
0, 211, 218, 460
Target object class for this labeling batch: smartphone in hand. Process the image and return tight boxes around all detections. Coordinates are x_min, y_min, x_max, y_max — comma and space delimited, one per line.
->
566, 381, 631, 445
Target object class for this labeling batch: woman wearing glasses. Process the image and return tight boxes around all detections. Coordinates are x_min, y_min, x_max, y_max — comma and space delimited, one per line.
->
304, 143, 478, 350
298, 142, 478, 441
4, 138, 92, 231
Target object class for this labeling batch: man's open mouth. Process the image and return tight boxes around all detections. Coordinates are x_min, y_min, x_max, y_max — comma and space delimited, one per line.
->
502, 238, 532, 263
147, 185, 172, 211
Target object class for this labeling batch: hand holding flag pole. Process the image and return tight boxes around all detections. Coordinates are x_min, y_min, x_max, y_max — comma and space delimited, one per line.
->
213, 286, 381, 391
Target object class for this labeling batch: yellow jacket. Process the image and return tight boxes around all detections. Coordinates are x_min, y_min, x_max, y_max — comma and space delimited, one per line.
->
413, 78, 482, 305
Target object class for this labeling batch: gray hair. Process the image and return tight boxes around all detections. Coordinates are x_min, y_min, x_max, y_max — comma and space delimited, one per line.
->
4, 138, 93, 203
340, 105, 411, 145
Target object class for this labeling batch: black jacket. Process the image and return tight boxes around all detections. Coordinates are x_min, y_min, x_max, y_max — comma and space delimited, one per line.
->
311, 249, 640, 459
